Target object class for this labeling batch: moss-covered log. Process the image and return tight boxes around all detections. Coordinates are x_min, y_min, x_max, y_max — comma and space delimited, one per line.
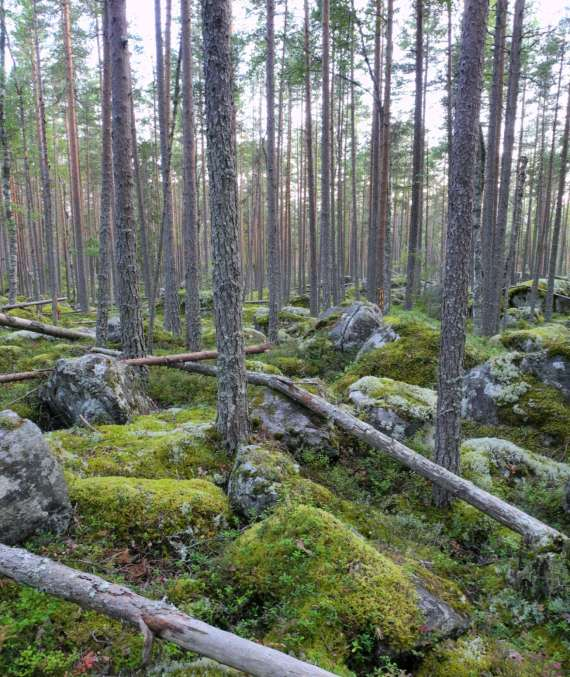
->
0, 543, 336, 677
181, 362, 567, 552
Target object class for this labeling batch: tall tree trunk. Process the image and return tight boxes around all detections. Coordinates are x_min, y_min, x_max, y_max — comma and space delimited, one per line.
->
62, 0, 88, 311
266, 0, 280, 341
472, 126, 485, 332
96, 0, 113, 345
404, 0, 424, 309
489, 0, 525, 332
480, 0, 508, 335
545, 82, 570, 320
320, 0, 332, 309
32, 0, 58, 321
304, 0, 318, 315
433, 0, 489, 508
155, 0, 180, 335
109, 0, 146, 358
200, 0, 249, 452
349, 4, 359, 298
181, 0, 201, 350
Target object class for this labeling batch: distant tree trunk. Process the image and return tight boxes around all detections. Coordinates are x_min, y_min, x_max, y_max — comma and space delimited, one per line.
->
377, 0, 393, 310
349, 3, 358, 298
181, 0, 201, 350
489, 0, 525, 332
109, 0, 146, 358
472, 126, 485, 333
320, 0, 332, 309
62, 0, 88, 311
404, 0, 424, 309
0, 0, 15, 306
266, 0, 280, 341
200, 0, 249, 452
545, 82, 570, 320
96, 0, 113, 346
32, 0, 58, 321
155, 0, 180, 335
480, 0, 508, 335
304, 0, 318, 315
434, 0, 489, 508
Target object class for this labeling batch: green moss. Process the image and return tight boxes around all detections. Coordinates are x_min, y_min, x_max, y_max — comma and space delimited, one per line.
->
347, 375, 436, 420
226, 504, 422, 670
70, 476, 230, 547
148, 367, 218, 407
0, 345, 24, 371
244, 359, 282, 375
500, 324, 570, 357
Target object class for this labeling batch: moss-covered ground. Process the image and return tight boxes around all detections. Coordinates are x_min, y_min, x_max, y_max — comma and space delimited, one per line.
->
0, 298, 568, 675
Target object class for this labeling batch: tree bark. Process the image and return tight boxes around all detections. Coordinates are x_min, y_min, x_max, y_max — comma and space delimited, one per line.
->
200, 0, 249, 452
181, 0, 201, 350
433, 0, 489, 508
109, 0, 146, 358
0, 544, 335, 677
320, 0, 332, 309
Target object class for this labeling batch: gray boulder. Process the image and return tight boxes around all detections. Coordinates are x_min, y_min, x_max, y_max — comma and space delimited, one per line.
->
252, 383, 338, 458
520, 351, 570, 401
348, 376, 436, 444
329, 301, 383, 352
4, 330, 56, 342
0, 410, 71, 544
40, 353, 153, 426
415, 583, 470, 640
356, 324, 400, 359
228, 444, 299, 519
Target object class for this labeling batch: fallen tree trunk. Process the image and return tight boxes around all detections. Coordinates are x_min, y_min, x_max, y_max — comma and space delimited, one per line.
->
180, 363, 567, 551
0, 344, 271, 384
1, 297, 67, 311
0, 312, 93, 340
0, 544, 334, 677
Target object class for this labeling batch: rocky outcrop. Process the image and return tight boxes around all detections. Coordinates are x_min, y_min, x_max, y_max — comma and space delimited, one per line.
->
228, 444, 299, 519
329, 301, 383, 351
520, 351, 570, 401
0, 410, 71, 545
251, 382, 338, 458
348, 375, 436, 443
356, 323, 400, 359
40, 353, 153, 426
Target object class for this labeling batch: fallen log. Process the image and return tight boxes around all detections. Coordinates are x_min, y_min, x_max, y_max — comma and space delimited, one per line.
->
0, 344, 271, 384
0, 544, 335, 677
1, 297, 67, 311
0, 312, 93, 341
180, 363, 567, 552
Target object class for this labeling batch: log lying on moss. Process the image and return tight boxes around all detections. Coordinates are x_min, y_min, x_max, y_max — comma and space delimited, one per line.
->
0, 312, 93, 340
181, 363, 567, 552
0, 543, 335, 677
1, 297, 67, 311
0, 344, 271, 384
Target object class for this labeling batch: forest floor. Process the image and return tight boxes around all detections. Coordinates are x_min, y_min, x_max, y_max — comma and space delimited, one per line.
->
0, 286, 569, 676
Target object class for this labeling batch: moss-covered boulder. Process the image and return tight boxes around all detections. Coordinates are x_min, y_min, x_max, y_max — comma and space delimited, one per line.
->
329, 301, 383, 352
70, 476, 230, 547
461, 438, 570, 492
348, 375, 436, 444
228, 444, 299, 519
254, 305, 315, 337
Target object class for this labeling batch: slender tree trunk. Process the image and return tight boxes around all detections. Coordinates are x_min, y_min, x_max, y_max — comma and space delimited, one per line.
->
472, 127, 485, 333
545, 82, 570, 320
181, 0, 201, 350
266, 0, 280, 341
489, 0, 526, 332
349, 5, 359, 297
434, 0, 489, 508
109, 0, 146, 358
62, 0, 88, 311
404, 0, 424, 309
320, 0, 332, 309
200, 0, 249, 452
304, 0, 318, 316
96, 0, 113, 345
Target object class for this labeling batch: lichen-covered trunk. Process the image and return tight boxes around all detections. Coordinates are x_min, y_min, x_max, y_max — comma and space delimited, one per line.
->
200, 0, 249, 452
181, 0, 201, 351
109, 0, 146, 358
434, 0, 489, 508
96, 0, 113, 346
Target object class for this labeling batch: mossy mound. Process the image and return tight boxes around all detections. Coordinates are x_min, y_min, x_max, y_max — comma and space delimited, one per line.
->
226, 504, 422, 671
148, 367, 218, 408
348, 375, 436, 419
501, 323, 570, 360
70, 476, 230, 547
48, 410, 228, 481
0, 344, 24, 371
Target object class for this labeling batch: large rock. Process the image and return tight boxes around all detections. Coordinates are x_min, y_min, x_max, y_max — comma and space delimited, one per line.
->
4, 330, 56, 342
356, 323, 400, 359
348, 375, 436, 443
520, 351, 570, 401
329, 301, 383, 351
40, 353, 153, 426
0, 410, 71, 544
228, 444, 299, 519
461, 353, 528, 424
252, 382, 338, 458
